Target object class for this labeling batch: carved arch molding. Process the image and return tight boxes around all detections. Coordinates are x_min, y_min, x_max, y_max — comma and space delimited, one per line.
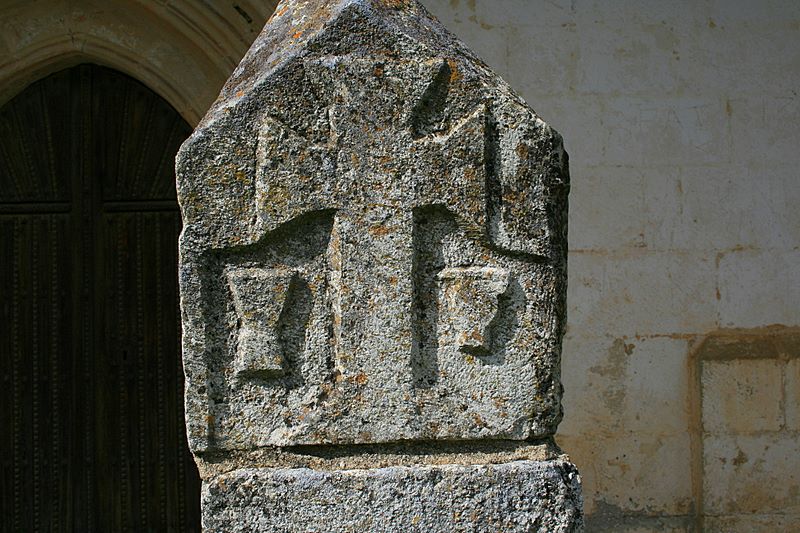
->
0, 0, 279, 125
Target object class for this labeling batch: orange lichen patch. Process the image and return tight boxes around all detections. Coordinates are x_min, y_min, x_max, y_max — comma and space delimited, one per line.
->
277, 5, 289, 17
354, 372, 368, 385
236, 90, 245, 98
447, 59, 462, 83
369, 224, 392, 236
292, 30, 303, 39
388, 276, 398, 286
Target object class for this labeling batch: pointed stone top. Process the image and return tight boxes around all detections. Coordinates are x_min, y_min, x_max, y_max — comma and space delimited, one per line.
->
176, 0, 569, 452
180, 0, 567, 260
201, 0, 501, 128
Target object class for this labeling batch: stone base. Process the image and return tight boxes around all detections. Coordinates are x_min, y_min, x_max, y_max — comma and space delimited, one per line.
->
202, 458, 583, 532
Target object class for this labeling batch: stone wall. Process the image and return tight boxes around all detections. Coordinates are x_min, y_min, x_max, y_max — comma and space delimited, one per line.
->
4, 0, 796, 529
421, 0, 800, 530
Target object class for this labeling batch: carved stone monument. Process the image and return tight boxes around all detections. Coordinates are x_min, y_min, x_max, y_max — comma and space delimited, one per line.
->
176, 0, 582, 530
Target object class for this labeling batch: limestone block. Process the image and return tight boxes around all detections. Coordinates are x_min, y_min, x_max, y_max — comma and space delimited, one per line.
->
176, 0, 570, 452
585, 516, 693, 533
569, 3, 706, 98
559, 335, 690, 436
787, 358, 800, 431
559, 432, 693, 517
202, 459, 583, 533
567, 250, 717, 338
643, 164, 800, 252
701, 359, 783, 434
567, 165, 649, 251
702, 433, 800, 516
729, 91, 800, 169
603, 96, 731, 169
704, 513, 800, 533
717, 248, 800, 329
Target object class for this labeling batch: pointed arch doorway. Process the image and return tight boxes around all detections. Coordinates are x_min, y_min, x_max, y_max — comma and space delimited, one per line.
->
0, 64, 201, 531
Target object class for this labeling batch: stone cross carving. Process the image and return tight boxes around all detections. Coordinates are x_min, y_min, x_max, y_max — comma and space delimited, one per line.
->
177, 0, 569, 453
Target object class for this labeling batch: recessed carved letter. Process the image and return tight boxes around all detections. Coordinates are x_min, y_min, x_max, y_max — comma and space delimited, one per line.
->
227, 268, 297, 378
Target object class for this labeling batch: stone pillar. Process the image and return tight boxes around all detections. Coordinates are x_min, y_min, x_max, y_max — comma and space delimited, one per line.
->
176, 0, 582, 530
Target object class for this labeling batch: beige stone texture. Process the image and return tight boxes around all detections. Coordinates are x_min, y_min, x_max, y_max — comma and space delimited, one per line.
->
717, 249, 800, 329
586, 516, 693, 533
703, 433, 800, 516
559, 432, 693, 517
701, 359, 784, 434
787, 358, 800, 431
704, 513, 800, 533
567, 250, 718, 338
559, 335, 690, 437
557, 336, 696, 519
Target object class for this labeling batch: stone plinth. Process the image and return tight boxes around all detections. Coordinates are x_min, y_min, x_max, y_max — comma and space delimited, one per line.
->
203, 459, 582, 532
176, 0, 581, 530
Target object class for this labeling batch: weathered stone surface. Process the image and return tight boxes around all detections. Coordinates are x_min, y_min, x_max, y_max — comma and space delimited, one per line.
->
202, 458, 583, 532
178, 0, 580, 528
177, 0, 569, 452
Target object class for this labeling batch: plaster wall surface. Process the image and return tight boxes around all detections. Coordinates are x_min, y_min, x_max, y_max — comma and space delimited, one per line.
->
421, 0, 800, 530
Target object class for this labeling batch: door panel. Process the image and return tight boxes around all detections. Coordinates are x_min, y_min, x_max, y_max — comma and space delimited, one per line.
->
0, 64, 199, 532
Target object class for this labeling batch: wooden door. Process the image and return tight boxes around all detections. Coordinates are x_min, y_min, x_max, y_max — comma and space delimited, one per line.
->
0, 64, 200, 532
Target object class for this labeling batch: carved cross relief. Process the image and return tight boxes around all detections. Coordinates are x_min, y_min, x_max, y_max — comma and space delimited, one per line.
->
204, 55, 554, 447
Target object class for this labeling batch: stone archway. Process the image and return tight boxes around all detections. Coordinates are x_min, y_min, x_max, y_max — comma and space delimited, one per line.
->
0, 0, 278, 125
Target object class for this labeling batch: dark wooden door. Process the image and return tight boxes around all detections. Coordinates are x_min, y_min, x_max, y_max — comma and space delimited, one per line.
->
0, 64, 200, 532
